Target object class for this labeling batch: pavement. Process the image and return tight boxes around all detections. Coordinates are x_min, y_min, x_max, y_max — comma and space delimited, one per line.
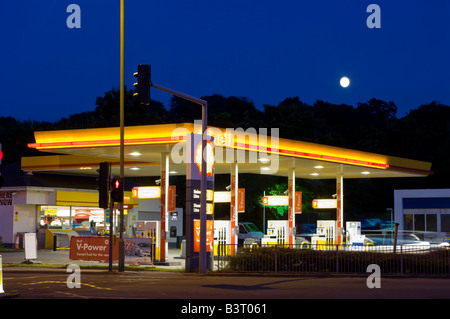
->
0, 247, 185, 270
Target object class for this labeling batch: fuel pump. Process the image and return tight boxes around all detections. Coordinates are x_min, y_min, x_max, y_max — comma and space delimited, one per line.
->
214, 220, 231, 256
311, 220, 336, 250
135, 221, 160, 258
261, 220, 289, 247
345, 221, 365, 248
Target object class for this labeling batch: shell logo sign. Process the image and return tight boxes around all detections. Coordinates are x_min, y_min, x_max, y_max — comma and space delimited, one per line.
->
194, 139, 214, 176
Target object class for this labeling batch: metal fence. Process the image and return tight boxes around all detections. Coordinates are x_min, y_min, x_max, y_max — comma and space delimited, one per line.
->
215, 244, 450, 276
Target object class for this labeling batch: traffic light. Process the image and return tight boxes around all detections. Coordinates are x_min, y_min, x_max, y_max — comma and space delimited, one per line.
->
110, 177, 124, 203
133, 64, 151, 105
98, 162, 109, 208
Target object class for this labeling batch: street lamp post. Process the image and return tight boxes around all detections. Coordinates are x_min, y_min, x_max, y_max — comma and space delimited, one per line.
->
118, 0, 125, 272
150, 82, 209, 274
121, 0, 208, 273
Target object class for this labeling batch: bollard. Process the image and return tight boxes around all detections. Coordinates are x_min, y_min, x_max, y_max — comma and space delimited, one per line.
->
53, 235, 57, 251
0, 255, 4, 293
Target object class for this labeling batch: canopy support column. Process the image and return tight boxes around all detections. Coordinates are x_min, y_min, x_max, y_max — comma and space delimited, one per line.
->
288, 168, 296, 247
159, 152, 169, 261
230, 162, 238, 254
336, 166, 344, 246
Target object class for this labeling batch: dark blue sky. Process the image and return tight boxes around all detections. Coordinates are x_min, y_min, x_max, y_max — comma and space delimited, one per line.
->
1, 1, 449, 122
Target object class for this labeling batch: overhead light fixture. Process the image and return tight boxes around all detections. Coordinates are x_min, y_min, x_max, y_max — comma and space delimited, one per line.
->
313, 165, 324, 169
169, 171, 178, 174
310, 173, 319, 176
261, 167, 271, 171
129, 152, 142, 156
361, 171, 371, 175
130, 167, 140, 171
258, 158, 270, 163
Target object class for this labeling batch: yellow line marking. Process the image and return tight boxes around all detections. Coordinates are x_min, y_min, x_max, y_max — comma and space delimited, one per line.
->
22, 281, 112, 290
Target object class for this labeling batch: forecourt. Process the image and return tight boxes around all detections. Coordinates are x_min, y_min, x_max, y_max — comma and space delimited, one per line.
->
23, 122, 432, 266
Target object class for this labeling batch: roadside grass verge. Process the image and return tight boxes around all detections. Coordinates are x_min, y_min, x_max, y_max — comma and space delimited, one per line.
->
2, 262, 184, 272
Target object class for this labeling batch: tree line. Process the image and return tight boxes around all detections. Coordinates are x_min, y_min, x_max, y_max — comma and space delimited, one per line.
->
1, 87, 449, 222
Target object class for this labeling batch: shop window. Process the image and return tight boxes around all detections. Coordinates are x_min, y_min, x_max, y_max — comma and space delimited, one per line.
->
404, 214, 413, 231
426, 214, 437, 232
414, 214, 425, 231
441, 214, 450, 232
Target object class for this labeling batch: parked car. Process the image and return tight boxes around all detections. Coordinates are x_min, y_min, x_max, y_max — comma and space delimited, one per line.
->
238, 222, 264, 245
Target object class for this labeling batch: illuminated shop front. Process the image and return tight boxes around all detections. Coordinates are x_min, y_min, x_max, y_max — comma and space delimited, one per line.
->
38, 189, 136, 234
39, 205, 107, 232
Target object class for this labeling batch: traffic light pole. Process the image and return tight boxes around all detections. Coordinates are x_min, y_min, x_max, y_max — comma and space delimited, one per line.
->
150, 82, 209, 274
108, 195, 114, 272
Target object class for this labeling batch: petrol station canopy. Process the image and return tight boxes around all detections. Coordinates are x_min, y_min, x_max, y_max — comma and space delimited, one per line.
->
23, 123, 432, 179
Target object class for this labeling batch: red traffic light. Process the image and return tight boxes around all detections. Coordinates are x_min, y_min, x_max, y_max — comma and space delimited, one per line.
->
110, 177, 124, 202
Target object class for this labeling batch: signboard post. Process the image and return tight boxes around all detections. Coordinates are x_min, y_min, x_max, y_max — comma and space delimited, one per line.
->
146, 76, 209, 273
185, 133, 214, 272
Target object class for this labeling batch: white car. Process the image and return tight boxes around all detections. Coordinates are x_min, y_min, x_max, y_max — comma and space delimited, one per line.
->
238, 222, 264, 245
365, 233, 434, 253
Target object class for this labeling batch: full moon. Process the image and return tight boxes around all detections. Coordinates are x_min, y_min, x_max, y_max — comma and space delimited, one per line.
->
340, 76, 350, 88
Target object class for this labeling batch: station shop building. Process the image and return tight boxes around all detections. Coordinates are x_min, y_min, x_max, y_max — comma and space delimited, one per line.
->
0, 164, 182, 250
0, 123, 435, 258
394, 188, 450, 242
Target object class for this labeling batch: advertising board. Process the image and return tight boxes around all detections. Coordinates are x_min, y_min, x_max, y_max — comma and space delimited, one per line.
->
70, 237, 118, 262
69, 237, 154, 264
